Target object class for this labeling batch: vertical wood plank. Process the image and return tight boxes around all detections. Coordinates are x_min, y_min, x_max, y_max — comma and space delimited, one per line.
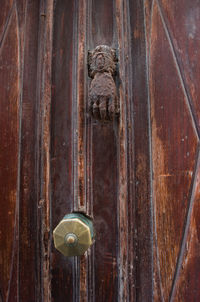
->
129, 0, 153, 300
51, 0, 75, 301
89, 1, 119, 301
74, 0, 88, 301
0, 7, 19, 302
91, 0, 114, 47
115, 0, 130, 300
36, 0, 54, 301
18, 1, 40, 300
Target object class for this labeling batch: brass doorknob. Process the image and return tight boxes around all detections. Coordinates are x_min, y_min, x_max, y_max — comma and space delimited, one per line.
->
53, 213, 94, 257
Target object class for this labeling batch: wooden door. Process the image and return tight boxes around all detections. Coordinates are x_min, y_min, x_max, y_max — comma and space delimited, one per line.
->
0, 1, 199, 301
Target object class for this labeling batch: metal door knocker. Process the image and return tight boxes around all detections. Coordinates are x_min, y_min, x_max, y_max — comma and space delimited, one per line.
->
88, 45, 119, 121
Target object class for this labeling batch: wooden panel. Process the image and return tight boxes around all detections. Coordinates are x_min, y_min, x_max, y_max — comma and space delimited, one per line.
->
37, 1, 54, 301
159, 0, 200, 134
51, 1, 74, 301
129, 0, 153, 300
2, 1, 200, 301
90, 1, 120, 301
16, 0, 26, 68
0, 0, 13, 40
18, 0, 40, 300
92, 124, 118, 301
144, 0, 153, 56
146, 1, 200, 300
89, 1, 119, 301
173, 151, 200, 301
0, 8, 19, 302
155, 1, 200, 300
0, 1, 48, 301
91, 0, 114, 46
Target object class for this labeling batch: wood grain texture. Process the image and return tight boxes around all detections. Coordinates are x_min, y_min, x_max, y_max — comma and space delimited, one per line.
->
0, 0, 13, 43
0, 1, 41, 301
116, 0, 130, 299
158, 0, 200, 135
37, 1, 54, 301
51, 1, 74, 301
91, 0, 114, 47
129, 0, 153, 300
145, 0, 200, 301
0, 7, 19, 302
92, 124, 118, 302
1, 1, 200, 301
173, 150, 200, 301
150, 3, 198, 298
90, 1, 119, 301
75, 0, 88, 300
18, 0, 40, 300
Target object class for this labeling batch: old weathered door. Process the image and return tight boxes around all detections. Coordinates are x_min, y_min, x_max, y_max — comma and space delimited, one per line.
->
0, 0, 200, 301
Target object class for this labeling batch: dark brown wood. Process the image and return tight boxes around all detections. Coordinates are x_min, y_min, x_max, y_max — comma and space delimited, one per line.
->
90, 1, 119, 301
130, 0, 153, 300
51, 0, 75, 301
18, 0, 40, 299
145, 0, 200, 301
91, 0, 114, 47
1, 1, 200, 301
92, 124, 118, 301
173, 150, 200, 302
159, 0, 200, 135
37, 1, 53, 301
0, 5, 20, 301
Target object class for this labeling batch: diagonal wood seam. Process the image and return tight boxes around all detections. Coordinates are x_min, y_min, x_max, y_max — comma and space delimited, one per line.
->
156, 0, 200, 141
144, 0, 164, 300
4, 3, 20, 301
148, 2, 200, 301
169, 144, 200, 301
0, 3, 14, 51
155, 1, 200, 300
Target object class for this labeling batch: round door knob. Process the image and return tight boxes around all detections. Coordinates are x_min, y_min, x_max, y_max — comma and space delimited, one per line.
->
53, 213, 94, 257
